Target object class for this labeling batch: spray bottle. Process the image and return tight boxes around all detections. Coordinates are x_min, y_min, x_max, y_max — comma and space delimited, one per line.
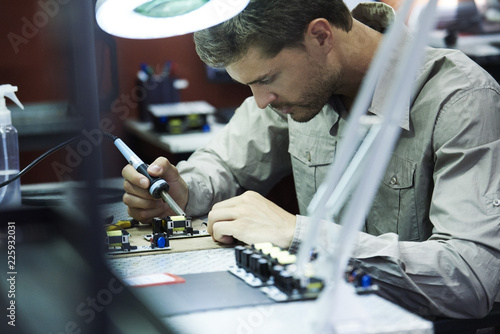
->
0, 84, 24, 207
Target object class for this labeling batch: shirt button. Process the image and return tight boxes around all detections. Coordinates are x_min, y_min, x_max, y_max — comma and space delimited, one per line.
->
493, 199, 500, 207
390, 176, 398, 185
306, 151, 311, 162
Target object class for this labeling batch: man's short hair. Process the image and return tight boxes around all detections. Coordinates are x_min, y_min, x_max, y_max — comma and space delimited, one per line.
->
194, 0, 353, 68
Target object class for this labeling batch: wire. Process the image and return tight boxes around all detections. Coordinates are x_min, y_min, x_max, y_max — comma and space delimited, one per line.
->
102, 132, 118, 141
0, 136, 80, 189
0, 132, 118, 189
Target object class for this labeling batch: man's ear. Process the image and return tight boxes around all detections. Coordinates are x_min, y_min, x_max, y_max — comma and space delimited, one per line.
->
305, 18, 334, 54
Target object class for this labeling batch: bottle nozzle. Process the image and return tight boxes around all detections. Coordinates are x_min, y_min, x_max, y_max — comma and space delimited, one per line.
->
0, 85, 24, 110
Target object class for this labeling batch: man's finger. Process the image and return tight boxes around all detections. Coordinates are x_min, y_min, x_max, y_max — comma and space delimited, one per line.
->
207, 207, 238, 235
211, 220, 236, 244
127, 207, 165, 224
148, 157, 175, 178
122, 164, 149, 188
211, 195, 243, 210
123, 179, 151, 198
123, 192, 161, 210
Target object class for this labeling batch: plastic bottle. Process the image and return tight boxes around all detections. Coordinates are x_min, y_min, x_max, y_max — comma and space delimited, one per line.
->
0, 85, 24, 208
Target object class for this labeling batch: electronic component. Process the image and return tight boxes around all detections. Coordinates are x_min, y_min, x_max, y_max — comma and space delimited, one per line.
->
106, 219, 173, 254
143, 215, 209, 246
105, 230, 137, 252
148, 216, 170, 249
344, 264, 379, 295
164, 215, 195, 236
229, 243, 323, 302
229, 243, 377, 302
149, 232, 170, 249
144, 215, 201, 240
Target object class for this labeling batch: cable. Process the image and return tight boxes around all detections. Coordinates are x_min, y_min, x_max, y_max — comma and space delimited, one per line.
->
102, 132, 118, 141
0, 132, 119, 189
0, 136, 80, 189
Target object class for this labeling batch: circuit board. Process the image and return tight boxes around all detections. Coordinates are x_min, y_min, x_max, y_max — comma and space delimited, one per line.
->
229, 243, 378, 302
105, 216, 210, 255
106, 244, 173, 255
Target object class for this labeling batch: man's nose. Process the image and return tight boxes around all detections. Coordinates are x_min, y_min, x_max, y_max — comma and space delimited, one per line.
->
251, 86, 278, 109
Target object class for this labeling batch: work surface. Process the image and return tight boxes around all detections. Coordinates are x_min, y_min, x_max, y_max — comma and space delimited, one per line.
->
108, 248, 433, 334
22, 180, 433, 333
102, 195, 433, 333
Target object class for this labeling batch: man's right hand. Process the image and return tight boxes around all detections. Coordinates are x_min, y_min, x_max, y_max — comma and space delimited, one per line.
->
122, 157, 189, 223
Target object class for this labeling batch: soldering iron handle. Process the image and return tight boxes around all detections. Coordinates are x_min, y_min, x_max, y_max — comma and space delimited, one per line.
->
111, 137, 171, 198
135, 163, 170, 199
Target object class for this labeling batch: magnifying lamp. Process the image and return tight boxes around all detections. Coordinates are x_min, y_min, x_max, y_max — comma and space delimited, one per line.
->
95, 0, 251, 39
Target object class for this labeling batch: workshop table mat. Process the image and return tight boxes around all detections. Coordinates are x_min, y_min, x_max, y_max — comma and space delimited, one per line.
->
130, 271, 274, 316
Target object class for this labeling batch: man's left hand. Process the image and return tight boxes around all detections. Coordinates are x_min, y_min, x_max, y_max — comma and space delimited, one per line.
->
207, 191, 296, 249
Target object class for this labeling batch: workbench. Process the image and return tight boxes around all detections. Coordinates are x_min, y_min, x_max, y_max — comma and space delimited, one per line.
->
101, 189, 433, 334
20, 180, 433, 333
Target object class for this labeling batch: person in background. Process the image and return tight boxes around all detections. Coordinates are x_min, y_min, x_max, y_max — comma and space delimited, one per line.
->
122, 0, 500, 319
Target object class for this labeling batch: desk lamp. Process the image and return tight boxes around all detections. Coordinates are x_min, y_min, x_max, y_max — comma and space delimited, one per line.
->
95, 0, 250, 39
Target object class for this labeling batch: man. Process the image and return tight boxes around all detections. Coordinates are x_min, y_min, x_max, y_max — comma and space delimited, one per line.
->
122, 0, 500, 319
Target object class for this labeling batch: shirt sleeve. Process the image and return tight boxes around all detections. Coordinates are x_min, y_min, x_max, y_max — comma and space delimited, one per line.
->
291, 86, 500, 319
176, 97, 292, 216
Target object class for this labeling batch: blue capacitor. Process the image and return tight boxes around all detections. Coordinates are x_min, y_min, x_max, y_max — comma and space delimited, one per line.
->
157, 236, 166, 248
361, 274, 372, 288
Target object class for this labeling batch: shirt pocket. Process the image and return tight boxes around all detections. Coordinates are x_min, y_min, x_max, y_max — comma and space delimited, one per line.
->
288, 131, 337, 214
366, 155, 419, 241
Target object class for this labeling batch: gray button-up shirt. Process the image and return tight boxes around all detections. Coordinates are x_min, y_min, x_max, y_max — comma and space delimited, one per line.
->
177, 3, 500, 318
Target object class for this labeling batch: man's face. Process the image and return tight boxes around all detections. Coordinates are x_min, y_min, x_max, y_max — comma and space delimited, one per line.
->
226, 45, 340, 123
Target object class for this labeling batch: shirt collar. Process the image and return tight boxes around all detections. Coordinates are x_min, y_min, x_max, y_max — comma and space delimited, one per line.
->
351, 2, 412, 131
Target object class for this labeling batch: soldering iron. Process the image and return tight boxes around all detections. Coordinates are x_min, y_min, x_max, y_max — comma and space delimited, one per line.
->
103, 133, 186, 216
